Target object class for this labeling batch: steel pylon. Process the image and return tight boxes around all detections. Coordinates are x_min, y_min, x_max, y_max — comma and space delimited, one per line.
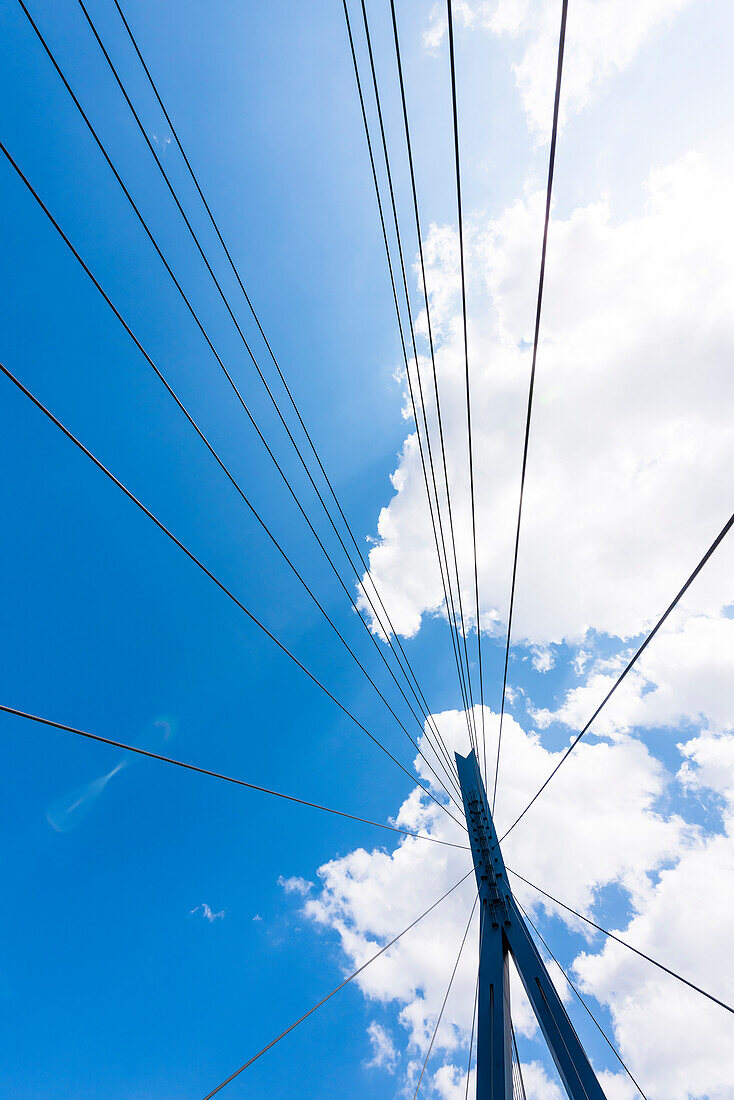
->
456, 750, 606, 1100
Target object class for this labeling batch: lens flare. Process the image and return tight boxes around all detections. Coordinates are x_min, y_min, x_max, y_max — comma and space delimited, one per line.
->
45, 715, 176, 832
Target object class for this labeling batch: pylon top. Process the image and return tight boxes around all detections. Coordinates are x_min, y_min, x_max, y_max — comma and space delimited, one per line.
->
455, 750, 513, 930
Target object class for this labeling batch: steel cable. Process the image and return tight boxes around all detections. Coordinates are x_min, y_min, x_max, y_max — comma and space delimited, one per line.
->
492, 0, 569, 813
0, 703, 472, 848
413, 895, 478, 1097
501, 505, 734, 840
108, 0, 459, 795
508, 868, 734, 1017
348, 0, 477, 754
517, 898, 648, 1098
446, 0, 488, 779
15, 0, 462, 805
389, 0, 481, 754
201, 869, 475, 1098
0, 350, 466, 830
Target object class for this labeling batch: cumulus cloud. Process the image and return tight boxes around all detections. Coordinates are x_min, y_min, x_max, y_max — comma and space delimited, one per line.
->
423, 0, 692, 137
293, 708, 698, 1084
303, 143, 734, 1100
358, 151, 734, 647
499, 712, 734, 1096
278, 875, 314, 897
573, 831, 734, 1095
276, 13, 734, 1095
532, 612, 734, 742
287, 697, 734, 1093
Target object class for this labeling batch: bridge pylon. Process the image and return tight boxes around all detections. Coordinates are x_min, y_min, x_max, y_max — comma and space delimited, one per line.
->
455, 750, 607, 1100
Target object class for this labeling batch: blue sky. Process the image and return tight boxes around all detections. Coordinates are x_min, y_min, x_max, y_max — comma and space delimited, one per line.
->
2, 1, 734, 1098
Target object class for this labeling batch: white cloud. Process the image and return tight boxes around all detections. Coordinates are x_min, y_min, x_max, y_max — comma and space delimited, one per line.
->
281, 16, 733, 1096
680, 727, 734, 803
521, 1059, 564, 1099
596, 1071, 638, 1100
293, 703, 734, 1092
296, 708, 696, 1082
358, 151, 734, 647
424, 1, 537, 53
277, 875, 313, 897
532, 612, 734, 742
530, 644, 554, 672
364, 1020, 398, 1072
516, 0, 692, 138
429, 1061, 474, 1099
573, 830, 734, 1097
300, 143, 734, 1100
414, 707, 692, 916
573, 649, 591, 675
565, 724, 734, 1097
423, 0, 692, 138
189, 903, 225, 923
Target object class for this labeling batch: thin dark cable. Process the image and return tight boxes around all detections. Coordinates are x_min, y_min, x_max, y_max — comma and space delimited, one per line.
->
109, 0, 457, 794
345, 0, 476, 757
501, 950, 524, 1100
69, 0, 460, 791
356, 0, 481, 762
501, 505, 734, 840
16, 0, 462, 794
413, 895, 478, 1098
0, 349, 465, 831
389, 0, 480, 754
201, 869, 475, 1098
507, 868, 734, 1017
354, 0, 477, 747
354, 0, 477, 757
15, 0, 461, 805
0, 128, 461, 815
463, 901, 485, 1100
492, 0, 568, 813
0, 703, 470, 849
510, 1019, 527, 1100
446, 0, 487, 779
464, 967, 479, 1100
517, 898, 648, 1098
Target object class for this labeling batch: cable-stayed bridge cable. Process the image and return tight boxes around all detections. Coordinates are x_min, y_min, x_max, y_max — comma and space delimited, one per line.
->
464, 966, 479, 1100
70, 0, 461, 787
413, 895, 478, 1098
510, 1019, 527, 1100
517, 898, 648, 1098
15, 0, 461, 803
492, 0, 568, 813
0, 350, 465, 831
507, 868, 734, 1017
201, 869, 475, 1098
108, 0, 454, 789
0, 703, 468, 848
347, 0, 476, 753
0, 116, 461, 809
344, 0, 475, 756
463, 891, 486, 1099
388, 0, 480, 754
500, 506, 734, 840
446, 0, 487, 779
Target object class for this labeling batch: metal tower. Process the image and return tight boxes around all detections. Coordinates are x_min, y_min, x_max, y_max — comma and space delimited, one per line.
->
456, 750, 607, 1100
